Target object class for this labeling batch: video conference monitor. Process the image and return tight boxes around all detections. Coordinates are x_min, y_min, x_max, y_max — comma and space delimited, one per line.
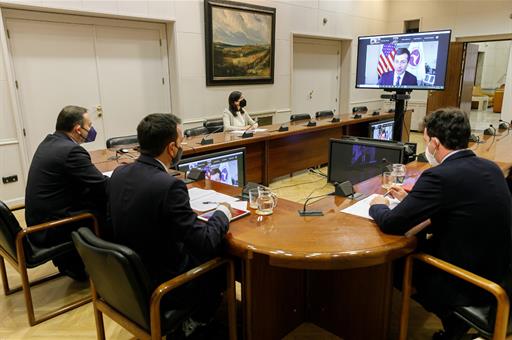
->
356, 30, 452, 90
177, 147, 246, 187
328, 138, 404, 185
369, 119, 394, 141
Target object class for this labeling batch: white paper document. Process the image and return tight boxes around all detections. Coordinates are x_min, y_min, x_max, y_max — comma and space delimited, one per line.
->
340, 193, 400, 220
230, 128, 268, 134
188, 187, 239, 212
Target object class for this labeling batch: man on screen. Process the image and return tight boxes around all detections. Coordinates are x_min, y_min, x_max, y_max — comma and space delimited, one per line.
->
378, 48, 418, 86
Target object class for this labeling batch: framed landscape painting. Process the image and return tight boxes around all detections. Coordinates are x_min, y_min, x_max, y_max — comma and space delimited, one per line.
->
204, 0, 276, 86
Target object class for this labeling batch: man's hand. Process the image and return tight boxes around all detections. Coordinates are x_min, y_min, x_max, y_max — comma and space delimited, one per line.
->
388, 185, 408, 201
370, 195, 390, 206
218, 202, 236, 215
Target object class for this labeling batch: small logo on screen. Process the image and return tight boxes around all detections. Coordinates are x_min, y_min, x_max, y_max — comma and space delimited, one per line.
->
409, 49, 421, 67
370, 38, 380, 44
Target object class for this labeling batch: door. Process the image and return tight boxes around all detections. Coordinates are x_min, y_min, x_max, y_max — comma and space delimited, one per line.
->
5, 9, 171, 165
94, 25, 170, 139
426, 42, 464, 113
6, 19, 106, 156
292, 38, 340, 115
459, 43, 479, 112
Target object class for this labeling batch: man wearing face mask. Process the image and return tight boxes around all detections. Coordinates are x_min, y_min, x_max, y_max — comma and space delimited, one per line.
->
25, 105, 108, 281
108, 113, 233, 337
369, 108, 511, 340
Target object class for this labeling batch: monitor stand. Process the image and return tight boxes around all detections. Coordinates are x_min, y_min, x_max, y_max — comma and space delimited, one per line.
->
381, 90, 411, 142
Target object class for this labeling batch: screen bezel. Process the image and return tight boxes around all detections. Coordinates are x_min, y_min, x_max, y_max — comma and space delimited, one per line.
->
355, 29, 452, 91
177, 147, 247, 187
327, 138, 405, 184
368, 118, 395, 139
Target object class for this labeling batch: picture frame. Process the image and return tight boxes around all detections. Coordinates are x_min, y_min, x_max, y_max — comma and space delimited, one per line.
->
204, 0, 276, 86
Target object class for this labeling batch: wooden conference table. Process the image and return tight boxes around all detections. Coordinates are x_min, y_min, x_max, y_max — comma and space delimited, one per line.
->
91, 121, 512, 340
91, 111, 398, 185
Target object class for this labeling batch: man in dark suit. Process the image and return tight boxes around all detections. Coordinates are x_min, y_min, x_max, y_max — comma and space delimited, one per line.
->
109, 113, 233, 337
369, 108, 511, 339
25, 105, 108, 280
378, 48, 418, 86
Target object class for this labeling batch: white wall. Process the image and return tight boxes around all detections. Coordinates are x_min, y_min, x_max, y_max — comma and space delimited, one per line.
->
476, 41, 511, 90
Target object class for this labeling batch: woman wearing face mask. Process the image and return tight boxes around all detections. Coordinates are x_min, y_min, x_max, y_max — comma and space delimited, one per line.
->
222, 91, 258, 132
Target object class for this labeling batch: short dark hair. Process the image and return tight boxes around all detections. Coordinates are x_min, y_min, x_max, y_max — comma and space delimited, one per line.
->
423, 107, 471, 150
137, 113, 182, 157
55, 105, 87, 132
228, 91, 243, 116
395, 48, 411, 61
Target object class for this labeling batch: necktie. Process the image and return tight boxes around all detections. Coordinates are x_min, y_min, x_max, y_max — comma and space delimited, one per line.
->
395, 76, 401, 86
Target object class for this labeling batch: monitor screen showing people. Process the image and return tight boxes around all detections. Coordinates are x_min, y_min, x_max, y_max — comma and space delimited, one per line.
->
356, 30, 451, 90
328, 138, 404, 185
177, 148, 246, 187
369, 119, 394, 141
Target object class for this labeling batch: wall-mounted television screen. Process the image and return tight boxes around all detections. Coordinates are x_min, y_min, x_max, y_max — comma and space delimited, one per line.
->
355, 30, 451, 90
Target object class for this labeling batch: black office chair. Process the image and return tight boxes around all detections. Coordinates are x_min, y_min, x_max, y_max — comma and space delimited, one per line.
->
290, 113, 311, 122
0, 200, 95, 325
106, 135, 138, 148
71, 227, 237, 340
315, 110, 334, 118
399, 253, 512, 340
184, 126, 209, 138
203, 119, 224, 133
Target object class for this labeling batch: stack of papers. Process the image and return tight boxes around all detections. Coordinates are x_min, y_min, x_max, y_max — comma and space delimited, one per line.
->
188, 187, 246, 212
340, 193, 400, 220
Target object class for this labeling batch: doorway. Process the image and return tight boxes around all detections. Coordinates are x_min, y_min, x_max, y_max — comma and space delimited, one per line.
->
3, 9, 171, 161
292, 37, 341, 116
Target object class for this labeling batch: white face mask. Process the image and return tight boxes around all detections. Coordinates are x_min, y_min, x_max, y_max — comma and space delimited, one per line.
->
425, 140, 439, 166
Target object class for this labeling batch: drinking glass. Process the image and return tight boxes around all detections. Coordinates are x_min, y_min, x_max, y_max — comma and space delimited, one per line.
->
248, 188, 260, 209
382, 172, 395, 190
392, 164, 406, 185
256, 189, 278, 216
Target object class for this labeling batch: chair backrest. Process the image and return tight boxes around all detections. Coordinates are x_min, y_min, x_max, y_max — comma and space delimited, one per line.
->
72, 228, 152, 330
203, 119, 224, 133
290, 113, 311, 122
106, 135, 138, 149
184, 126, 209, 138
315, 110, 334, 118
0, 200, 23, 260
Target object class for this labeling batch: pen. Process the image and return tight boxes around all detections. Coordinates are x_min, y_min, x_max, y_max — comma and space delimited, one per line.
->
202, 201, 219, 205
383, 190, 392, 198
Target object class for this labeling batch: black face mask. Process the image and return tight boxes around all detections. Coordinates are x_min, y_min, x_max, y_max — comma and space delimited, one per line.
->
239, 99, 247, 108
171, 146, 183, 169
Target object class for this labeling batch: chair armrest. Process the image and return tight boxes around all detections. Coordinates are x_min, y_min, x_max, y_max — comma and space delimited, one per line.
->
18, 213, 99, 236
403, 253, 510, 340
8, 203, 25, 212
149, 257, 234, 335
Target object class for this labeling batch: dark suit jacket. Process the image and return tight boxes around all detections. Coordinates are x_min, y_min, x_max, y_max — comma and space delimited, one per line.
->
25, 132, 108, 245
378, 70, 418, 86
108, 154, 229, 285
370, 150, 511, 310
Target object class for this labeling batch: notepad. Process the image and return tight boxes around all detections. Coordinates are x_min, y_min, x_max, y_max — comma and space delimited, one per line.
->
340, 193, 400, 220
198, 207, 250, 222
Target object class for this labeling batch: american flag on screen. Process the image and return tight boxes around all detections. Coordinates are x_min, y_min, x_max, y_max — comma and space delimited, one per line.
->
377, 43, 396, 77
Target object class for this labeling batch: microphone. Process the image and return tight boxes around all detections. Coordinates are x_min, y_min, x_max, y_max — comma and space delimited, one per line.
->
199, 126, 223, 145
381, 158, 393, 174
499, 119, 510, 131
298, 194, 331, 216
483, 124, 496, 136
241, 123, 256, 138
